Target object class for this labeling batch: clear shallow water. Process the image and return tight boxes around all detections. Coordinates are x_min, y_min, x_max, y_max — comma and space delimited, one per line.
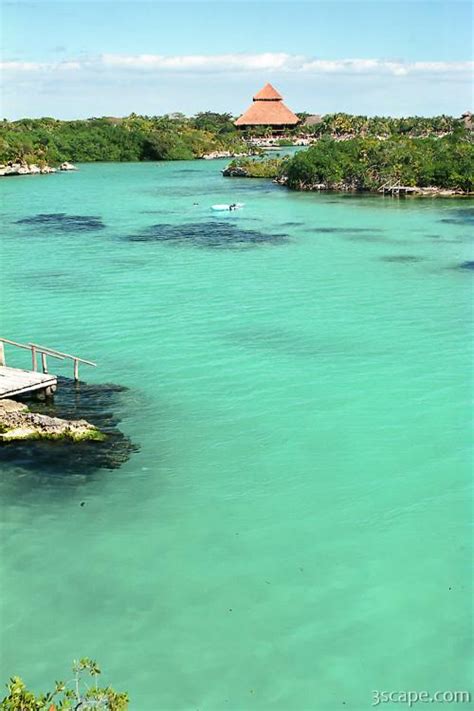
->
0, 162, 472, 710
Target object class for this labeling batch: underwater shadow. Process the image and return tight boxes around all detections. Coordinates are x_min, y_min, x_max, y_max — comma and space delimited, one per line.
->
0, 378, 138, 477
125, 221, 289, 249
439, 208, 474, 227
16, 213, 105, 232
378, 255, 424, 263
456, 261, 474, 271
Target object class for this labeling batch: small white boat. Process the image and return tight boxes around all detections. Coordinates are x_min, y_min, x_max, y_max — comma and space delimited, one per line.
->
211, 203, 244, 212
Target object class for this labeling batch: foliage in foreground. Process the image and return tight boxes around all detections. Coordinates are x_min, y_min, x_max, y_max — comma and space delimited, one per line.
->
1, 659, 128, 711
283, 133, 474, 191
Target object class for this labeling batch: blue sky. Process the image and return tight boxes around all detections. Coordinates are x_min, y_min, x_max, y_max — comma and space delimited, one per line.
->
1, 0, 473, 118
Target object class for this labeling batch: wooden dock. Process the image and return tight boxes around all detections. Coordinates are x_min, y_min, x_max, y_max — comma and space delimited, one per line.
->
0, 366, 57, 399
378, 180, 419, 196
0, 338, 96, 400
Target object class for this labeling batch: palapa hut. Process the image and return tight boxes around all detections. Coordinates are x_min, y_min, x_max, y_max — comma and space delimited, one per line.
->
461, 111, 473, 130
234, 83, 300, 134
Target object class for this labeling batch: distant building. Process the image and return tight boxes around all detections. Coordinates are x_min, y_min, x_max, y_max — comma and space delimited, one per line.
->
234, 83, 300, 133
304, 114, 323, 127
461, 111, 473, 130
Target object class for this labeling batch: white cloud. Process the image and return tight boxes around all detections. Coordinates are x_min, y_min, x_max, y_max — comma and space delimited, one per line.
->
100, 52, 297, 72
1, 54, 472, 77
1, 61, 48, 72
0, 59, 82, 72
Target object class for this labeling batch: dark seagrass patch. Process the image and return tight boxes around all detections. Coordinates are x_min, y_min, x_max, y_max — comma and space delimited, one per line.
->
16, 213, 105, 232
456, 260, 474, 271
439, 208, 474, 226
125, 221, 289, 248
379, 255, 424, 263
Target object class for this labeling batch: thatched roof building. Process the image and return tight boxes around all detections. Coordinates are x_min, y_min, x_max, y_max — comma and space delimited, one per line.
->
234, 83, 300, 131
304, 114, 323, 126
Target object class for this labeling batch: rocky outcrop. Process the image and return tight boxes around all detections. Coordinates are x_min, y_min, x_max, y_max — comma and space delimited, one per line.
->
272, 177, 472, 195
59, 161, 78, 171
410, 186, 470, 196
222, 165, 250, 177
0, 161, 77, 176
0, 162, 57, 177
0, 399, 105, 442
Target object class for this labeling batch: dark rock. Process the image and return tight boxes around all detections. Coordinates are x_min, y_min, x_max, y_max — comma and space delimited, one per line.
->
0, 399, 103, 442
222, 166, 249, 177
0, 378, 138, 476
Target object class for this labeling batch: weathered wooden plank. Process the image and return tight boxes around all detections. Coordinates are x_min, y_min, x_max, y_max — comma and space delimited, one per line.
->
0, 338, 32, 350
0, 366, 57, 399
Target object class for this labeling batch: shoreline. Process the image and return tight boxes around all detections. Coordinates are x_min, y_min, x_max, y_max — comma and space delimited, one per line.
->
0, 398, 105, 442
2, 158, 472, 198
273, 178, 474, 198
222, 166, 473, 197
0, 160, 77, 177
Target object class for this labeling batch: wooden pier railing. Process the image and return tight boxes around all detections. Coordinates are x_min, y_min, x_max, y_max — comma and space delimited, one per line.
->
0, 338, 96, 381
378, 180, 418, 196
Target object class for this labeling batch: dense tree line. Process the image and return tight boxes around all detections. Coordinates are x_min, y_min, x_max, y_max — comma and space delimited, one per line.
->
226, 133, 474, 192
1, 111, 470, 173
1, 110, 468, 165
235, 113, 467, 139
0, 112, 245, 165
297, 113, 465, 138
285, 133, 474, 191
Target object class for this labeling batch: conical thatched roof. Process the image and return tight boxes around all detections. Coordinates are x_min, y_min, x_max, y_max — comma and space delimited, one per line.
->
234, 84, 299, 127
253, 83, 283, 101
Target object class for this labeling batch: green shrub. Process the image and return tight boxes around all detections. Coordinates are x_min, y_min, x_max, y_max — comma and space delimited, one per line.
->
226, 156, 287, 178
1, 658, 128, 711
0, 114, 247, 165
284, 134, 474, 191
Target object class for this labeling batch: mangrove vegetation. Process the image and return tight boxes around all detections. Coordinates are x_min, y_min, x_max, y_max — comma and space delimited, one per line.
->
225, 132, 474, 193
0, 113, 247, 166
0, 111, 470, 167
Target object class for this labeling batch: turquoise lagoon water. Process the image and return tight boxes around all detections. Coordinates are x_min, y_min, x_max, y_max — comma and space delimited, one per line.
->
0, 161, 472, 710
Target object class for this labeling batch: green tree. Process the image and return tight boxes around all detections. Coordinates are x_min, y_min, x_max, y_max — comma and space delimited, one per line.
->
283, 134, 474, 192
